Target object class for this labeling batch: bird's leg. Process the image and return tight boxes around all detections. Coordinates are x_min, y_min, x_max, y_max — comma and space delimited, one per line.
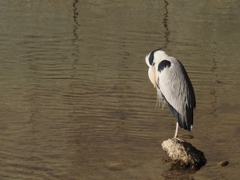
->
173, 122, 184, 142
173, 122, 179, 138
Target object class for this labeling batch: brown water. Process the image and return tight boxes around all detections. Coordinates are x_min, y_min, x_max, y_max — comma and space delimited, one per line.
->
0, 0, 240, 179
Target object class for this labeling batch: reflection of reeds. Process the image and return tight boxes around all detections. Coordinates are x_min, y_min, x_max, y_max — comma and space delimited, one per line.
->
73, 0, 80, 27
72, 0, 80, 74
210, 41, 219, 119
73, 0, 80, 44
161, 0, 170, 49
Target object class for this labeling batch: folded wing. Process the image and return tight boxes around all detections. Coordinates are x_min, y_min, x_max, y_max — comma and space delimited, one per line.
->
156, 58, 195, 131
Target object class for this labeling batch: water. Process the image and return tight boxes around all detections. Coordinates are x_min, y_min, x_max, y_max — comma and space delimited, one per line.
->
0, 0, 240, 179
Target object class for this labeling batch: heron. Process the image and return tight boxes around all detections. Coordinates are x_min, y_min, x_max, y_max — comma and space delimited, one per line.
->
145, 49, 196, 139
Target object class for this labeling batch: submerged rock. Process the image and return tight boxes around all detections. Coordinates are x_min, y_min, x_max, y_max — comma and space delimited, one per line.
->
161, 138, 207, 169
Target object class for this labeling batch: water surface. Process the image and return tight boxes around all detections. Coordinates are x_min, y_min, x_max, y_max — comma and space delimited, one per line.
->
0, 0, 240, 179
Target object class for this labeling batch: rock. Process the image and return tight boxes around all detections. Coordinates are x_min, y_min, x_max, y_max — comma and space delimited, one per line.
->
161, 138, 207, 169
218, 161, 229, 166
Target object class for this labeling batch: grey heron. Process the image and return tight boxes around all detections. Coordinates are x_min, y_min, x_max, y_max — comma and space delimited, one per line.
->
145, 49, 196, 138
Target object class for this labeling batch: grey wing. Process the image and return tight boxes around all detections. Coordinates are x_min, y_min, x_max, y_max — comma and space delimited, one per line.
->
157, 59, 195, 131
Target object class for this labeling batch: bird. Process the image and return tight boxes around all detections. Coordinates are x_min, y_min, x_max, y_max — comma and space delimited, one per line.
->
145, 49, 196, 139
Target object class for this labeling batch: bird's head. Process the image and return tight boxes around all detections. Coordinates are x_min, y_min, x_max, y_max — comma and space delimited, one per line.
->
145, 49, 168, 88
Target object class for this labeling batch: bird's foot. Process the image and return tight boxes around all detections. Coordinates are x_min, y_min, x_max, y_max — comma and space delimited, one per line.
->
172, 137, 185, 142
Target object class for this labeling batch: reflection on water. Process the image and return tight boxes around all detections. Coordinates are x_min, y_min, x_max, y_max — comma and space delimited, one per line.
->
162, 0, 169, 49
0, 0, 240, 179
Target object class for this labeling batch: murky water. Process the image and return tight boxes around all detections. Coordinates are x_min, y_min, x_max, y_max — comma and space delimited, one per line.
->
0, 0, 240, 179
